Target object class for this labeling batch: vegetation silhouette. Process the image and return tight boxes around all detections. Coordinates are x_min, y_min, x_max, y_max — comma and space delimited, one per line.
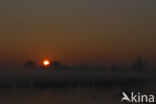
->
24, 61, 36, 69
0, 55, 153, 89
132, 55, 147, 71
50, 61, 61, 69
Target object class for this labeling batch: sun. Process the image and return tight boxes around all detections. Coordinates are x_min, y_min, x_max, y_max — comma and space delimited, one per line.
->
43, 60, 50, 66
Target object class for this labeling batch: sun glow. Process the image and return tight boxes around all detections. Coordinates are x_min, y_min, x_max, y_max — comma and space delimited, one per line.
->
43, 60, 50, 66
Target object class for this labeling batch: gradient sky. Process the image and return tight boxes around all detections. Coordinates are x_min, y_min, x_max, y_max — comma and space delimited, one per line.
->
0, 0, 156, 67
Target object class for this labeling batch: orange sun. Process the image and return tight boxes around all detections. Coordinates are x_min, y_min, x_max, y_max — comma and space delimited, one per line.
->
43, 60, 50, 66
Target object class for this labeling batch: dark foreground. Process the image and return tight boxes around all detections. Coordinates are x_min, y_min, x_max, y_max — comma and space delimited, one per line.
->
0, 69, 156, 104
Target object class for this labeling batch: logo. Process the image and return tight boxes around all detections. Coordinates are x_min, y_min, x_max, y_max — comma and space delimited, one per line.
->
121, 92, 155, 103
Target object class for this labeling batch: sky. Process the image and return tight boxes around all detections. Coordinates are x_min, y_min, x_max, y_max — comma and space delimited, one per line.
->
0, 0, 156, 67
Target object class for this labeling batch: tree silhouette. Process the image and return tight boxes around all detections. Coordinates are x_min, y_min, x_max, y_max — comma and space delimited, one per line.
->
24, 61, 36, 69
132, 55, 147, 70
50, 61, 61, 69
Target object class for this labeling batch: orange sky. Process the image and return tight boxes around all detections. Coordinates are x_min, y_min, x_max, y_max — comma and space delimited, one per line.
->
0, 0, 156, 67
